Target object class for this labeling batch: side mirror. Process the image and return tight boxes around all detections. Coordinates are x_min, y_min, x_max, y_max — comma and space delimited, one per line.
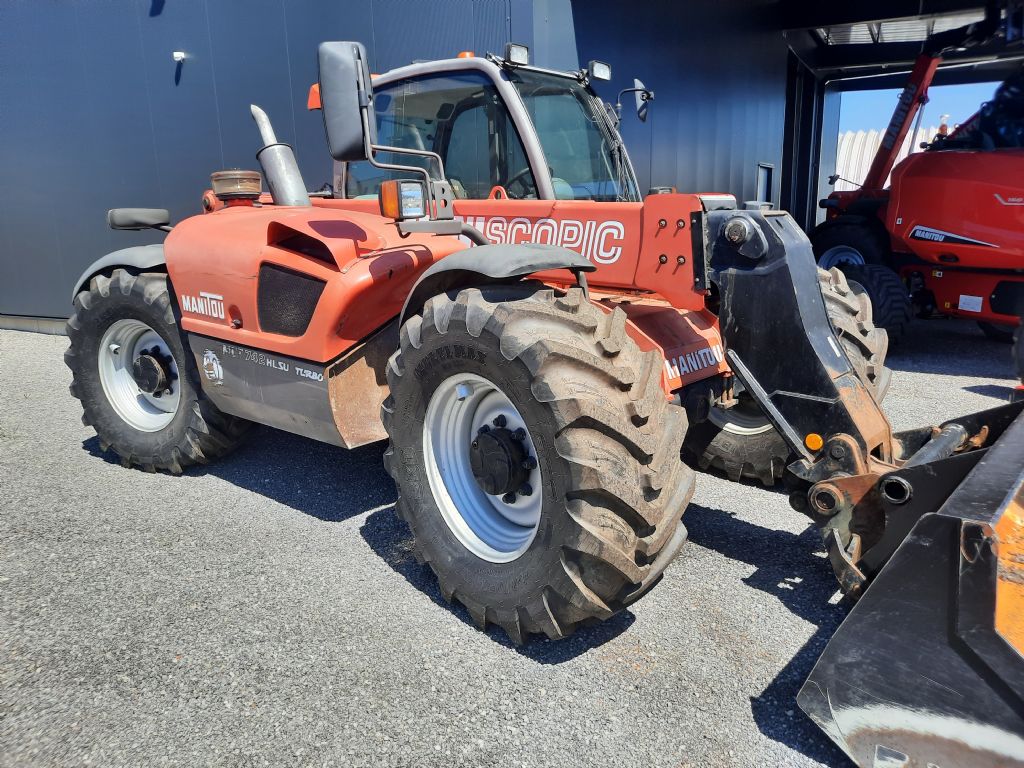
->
317, 41, 377, 162
633, 79, 653, 123
107, 208, 172, 232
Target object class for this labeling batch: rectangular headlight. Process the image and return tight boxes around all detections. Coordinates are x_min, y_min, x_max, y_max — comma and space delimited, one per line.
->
399, 180, 426, 219
505, 43, 529, 66
589, 60, 611, 81
379, 179, 426, 221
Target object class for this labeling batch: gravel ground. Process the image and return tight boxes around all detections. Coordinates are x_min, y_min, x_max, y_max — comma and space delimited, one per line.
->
0, 319, 1017, 768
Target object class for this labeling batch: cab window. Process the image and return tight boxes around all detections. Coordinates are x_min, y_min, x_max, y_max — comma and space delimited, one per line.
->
343, 71, 538, 200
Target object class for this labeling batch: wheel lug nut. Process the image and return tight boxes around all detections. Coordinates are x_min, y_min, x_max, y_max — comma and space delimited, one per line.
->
502, 492, 517, 504
472, 440, 479, 449
492, 415, 507, 428
512, 428, 526, 441
519, 483, 533, 496
478, 425, 490, 435
522, 456, 537, 470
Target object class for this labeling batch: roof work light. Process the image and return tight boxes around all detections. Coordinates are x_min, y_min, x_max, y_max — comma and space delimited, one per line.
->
504, 43, 529, 66
588, 60, 612, 81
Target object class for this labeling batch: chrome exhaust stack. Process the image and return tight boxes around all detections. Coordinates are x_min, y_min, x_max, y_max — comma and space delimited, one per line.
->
250, 104, 310, 207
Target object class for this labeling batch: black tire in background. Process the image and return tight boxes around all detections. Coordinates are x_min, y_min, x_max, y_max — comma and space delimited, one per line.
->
839, 263, 912, 344
382, 283, 694, 643
683, 267, 890, 486
978, 321, 1016, 344
65, 269, 250, 473
812, 223, 887, 267
811, 224, 912, 343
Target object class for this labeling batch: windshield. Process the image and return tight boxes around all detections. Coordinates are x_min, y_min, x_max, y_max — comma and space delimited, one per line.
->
509, 70, 639, 202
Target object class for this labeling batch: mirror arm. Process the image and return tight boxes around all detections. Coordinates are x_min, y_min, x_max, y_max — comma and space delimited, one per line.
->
615, 86, 653, 117
359, 107, 448, 216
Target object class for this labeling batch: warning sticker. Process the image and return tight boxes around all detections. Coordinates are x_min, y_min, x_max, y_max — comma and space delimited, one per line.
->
958, 295, 983, 313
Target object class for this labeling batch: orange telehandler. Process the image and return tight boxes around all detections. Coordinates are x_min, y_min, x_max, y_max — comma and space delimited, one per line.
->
64, 40, 1023, 766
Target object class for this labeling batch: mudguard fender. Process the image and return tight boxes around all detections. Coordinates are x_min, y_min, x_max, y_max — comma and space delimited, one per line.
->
71, 244, 166, 303
399, 243, 595, 326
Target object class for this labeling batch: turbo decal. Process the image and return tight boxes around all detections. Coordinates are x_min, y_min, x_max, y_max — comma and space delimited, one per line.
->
295, 366, 324, 382
461, 216, 625, 264
180, 291, 225, 319
663, 344, 725, 379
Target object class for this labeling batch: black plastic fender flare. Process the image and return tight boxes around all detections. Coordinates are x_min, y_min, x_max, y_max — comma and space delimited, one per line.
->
399, 243, 596, 327
71, 244, 166, 304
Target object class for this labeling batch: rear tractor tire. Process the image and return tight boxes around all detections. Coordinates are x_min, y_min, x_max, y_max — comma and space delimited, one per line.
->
65, 269, 250, 473
683, 267, 890, 486
840, 263, 912, 344
812, 224, 912, 343
382, 283, 694, 643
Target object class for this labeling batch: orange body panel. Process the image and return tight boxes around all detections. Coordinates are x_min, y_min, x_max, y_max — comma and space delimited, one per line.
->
898, 266, 1024, 325
167, 192, 723, 394
887, 149, 1024, 270
166, 205, 464, 362
322, 192, 708, 311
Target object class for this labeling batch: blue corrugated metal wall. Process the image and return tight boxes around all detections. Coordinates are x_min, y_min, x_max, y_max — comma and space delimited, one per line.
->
0, 0, 514, 318
571, 0, 790, 203
0, 0, 791, 319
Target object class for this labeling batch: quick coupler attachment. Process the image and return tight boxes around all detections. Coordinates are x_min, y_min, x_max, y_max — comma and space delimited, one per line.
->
804, 399, 1024, 598
798, 401, 1024, 768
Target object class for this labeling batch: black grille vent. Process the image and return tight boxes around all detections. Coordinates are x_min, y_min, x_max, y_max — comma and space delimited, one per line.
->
257, 263, 326, 336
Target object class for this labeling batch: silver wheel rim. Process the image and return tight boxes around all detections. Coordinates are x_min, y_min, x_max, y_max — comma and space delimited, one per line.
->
423, 373, 542, 563
97, 319, 181, 432
708, 394, 773, 436
819, 245, 865, 269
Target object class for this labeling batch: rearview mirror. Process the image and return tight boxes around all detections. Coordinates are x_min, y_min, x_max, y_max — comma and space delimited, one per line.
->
317, 41, 377, 162
107, 208, 171, 232
634, 79, 653, 122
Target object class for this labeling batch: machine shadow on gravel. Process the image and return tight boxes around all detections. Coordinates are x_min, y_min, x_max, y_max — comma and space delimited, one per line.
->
358, 505, 636, 662
83, 427, 634, 659
685, 503, 850, 766
83, 425, 397, 523
884, 319, 1015, 379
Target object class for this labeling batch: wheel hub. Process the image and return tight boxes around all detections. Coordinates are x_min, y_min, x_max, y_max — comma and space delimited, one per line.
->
131, 347, 175, 397
470, 423, 532, 498
422, 373, 543, 562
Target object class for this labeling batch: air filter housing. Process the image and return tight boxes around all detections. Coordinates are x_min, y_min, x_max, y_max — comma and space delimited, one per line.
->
211, 170, 262, 202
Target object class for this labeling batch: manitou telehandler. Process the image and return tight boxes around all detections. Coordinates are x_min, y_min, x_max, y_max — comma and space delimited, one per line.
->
66, 41, 1023, 767
811, 3, 1024, 378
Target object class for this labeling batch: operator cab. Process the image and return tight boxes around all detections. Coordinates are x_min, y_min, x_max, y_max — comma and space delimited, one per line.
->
337, 46, 642, 203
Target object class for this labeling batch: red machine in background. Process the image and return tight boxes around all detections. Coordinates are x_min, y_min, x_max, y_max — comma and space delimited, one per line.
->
811, 5, 1024, 380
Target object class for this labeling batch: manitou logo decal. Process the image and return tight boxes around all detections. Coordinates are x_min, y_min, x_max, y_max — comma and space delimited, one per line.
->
181, 291, 225, 319
664, 344, 724, 379
909, 226, 997, 248
460, 216, 625, 264
995, 194, 1024, 206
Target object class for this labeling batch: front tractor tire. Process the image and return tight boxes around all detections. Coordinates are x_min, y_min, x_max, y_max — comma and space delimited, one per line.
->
65, 269, 250, 473
382, 283, 694, 643
683, 267, 890, 486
